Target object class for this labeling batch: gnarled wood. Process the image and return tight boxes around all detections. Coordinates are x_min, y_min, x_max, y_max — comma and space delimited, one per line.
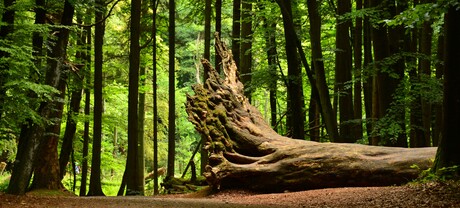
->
186, 34, 436, 192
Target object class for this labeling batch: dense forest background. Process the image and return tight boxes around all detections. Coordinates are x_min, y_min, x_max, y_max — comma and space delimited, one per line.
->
0, 0, 459, 196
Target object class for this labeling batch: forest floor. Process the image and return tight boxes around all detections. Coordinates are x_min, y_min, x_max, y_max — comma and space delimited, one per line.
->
1, 181, 460, 207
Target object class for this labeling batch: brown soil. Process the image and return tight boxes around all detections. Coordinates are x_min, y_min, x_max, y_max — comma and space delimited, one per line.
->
1, 182, 460, 207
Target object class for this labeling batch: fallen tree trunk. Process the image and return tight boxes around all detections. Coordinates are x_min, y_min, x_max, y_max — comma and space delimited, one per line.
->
186, 34, 437, 193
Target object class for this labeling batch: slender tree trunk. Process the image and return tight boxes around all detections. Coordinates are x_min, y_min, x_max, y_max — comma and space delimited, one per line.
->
264, 20, 278, 132
232, 0, 241, 69
87, 0, 106, 196
306, 0, 339, 141
385, 1, 407, 147
204, 0, 211, 73
278, 0, 304, 140
167, 0, 176, 178
59, 16, 86, 179
240, 1, 253, 101
352, 0, 364, 142
136, 65, 146, 193
335, 0, 354, 143
201, 0, 211, 175
370, 0, 399, 145
433, 5, 460, 174
419, 1, 433, 146
125, 0, 143, 196
151, 0, 159, 195
362, 0, 373, 142
408, 5, 424, 147
80, 18, 91, 197
432, 34, 444, 147
215, 0, 222, 73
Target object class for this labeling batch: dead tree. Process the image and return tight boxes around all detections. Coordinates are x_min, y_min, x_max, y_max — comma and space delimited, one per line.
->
185, 34, 436, 193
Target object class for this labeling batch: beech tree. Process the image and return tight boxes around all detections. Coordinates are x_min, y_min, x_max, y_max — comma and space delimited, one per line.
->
433, 4, 460, 174
167, 0, 176, 178
125, 0, 143, 195
87, 0, 106, 196
8, 0, 74, 194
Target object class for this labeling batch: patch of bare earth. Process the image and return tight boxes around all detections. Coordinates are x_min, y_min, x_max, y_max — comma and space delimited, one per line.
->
1, 182, 460, 207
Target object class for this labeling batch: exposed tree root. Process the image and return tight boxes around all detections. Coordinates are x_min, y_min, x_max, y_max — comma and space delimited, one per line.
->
186, 34, 436, 192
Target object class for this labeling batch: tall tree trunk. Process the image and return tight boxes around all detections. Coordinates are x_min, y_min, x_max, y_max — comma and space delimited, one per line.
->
432, 34, 444, 147
204, 0, 211, 76
433, 5, 460, 174
151, 0, 159, 195
214, 0, 222, 73
335, 0, 354, 143
409, 28, 424, 147
352, 0, 364, 142
28, 0, 75, 190
264, 19, 278, 132
80, 18, 91, 197
370, 0, 400, 145
6, 0, 39, 195
362, 0, 373, 142
59, 16, 86, 179
386, 1, 407, 147
419, 0, 433, 146
8, 0, 74, 194
240, 1, 253, 101
125, 0, 143, 196
136, 65, 146, 193
306, 0, 339, 141
167, 0, 176, 178
87, 0, 106, 196
201, 0, 211, 175
232, 0, 241, 69
278, 0, 304, 140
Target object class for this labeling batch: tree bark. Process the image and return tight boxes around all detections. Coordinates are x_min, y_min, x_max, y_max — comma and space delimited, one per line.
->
167, 0, 176, 178
80, 15, 91, 196
87, 0, 105, 196
433, 4, 460, 174
362, 0, 373, 142
240, 1, 253, 102
231, 0, 241, 69
263, 20, 278, 131
335, 0, 355, 143
8, 0, 73, 194
419, 0, 433, 147
126, 0, 143, 195
59, 17, 86, 179
214, 0, 222, 73
352, 0, 364, 142
305, 0, 339, 141
277, 0, 304, 140
186, 36, 436, 192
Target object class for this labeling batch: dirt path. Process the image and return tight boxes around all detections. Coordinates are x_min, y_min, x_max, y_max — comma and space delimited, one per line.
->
1, 182, 460, 207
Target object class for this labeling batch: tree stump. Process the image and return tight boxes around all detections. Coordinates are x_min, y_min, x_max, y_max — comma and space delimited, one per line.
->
185, 34, 436, 192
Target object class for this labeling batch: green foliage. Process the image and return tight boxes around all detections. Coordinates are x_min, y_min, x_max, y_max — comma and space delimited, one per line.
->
0, 139, 17, 163
412, 165, 459, 183
0, 173, 10, 192
386, 1, 460, 29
